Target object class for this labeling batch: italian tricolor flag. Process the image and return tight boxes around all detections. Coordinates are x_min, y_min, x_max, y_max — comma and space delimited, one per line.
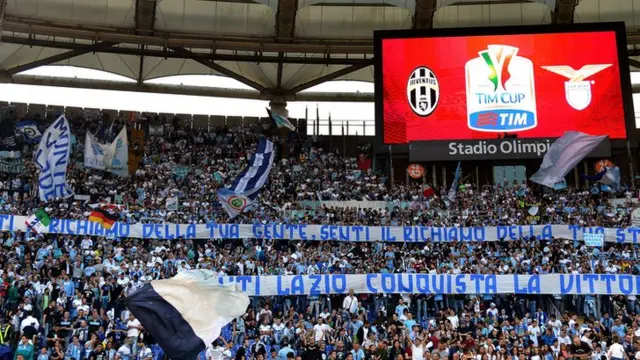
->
25, 209, 51, 234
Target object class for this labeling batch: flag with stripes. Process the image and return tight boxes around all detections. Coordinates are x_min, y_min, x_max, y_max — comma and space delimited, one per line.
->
88, 207, 119, 229
217, 138, 275, 218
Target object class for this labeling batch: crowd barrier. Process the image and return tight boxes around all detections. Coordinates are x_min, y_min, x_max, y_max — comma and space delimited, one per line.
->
3, 214, 640, 243
220, 274, 640, 296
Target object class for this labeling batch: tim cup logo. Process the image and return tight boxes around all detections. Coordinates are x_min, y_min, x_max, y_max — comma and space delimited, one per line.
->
465, 45, 537, 132
541, 64, 612, 111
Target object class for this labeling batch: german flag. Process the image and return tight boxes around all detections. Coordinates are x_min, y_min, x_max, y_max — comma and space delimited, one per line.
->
89, 208, 118, 229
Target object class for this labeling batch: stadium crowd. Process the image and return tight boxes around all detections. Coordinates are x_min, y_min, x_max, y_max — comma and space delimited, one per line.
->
0, 112, 635, 227
0, 112, 639, 360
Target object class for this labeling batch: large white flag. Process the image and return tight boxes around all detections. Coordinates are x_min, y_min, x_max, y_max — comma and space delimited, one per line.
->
34, 115, 74, 201
124, 270, 249, 360
84, 132, 108, 170
531, 131, 606, 188
104, 126, 129, 177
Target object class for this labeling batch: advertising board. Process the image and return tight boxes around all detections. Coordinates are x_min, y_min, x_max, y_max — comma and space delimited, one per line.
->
375, 22, 633, 150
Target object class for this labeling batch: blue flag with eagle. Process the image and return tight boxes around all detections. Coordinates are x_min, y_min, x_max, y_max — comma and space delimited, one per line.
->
217, 138, 275, 218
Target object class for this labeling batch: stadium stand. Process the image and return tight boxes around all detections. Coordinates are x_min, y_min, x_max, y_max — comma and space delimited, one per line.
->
0, 104, 639, 360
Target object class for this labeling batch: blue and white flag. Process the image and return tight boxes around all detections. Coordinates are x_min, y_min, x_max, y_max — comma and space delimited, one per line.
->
85, 127, 129, 177
35, 115, 74, 202
124, 270, 249, 360
266, 108, 296, 131
600, 166, 621, 191
447, 161, 461, 203
217, 138, 275, 218
104, 126, 129, 177
165, 196, 179, 211
16, 120, 42, 143
531, 131, 606, 189
84, 132, 107, 170
581, 166, 621, 192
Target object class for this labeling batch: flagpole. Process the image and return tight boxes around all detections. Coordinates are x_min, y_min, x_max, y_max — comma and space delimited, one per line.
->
389, 145, 394, 190
627, 139, 635, 184
304, 105, 308, 136
345, 121, 349, 156
329, 112, 333, 152
108, 115, 116, 137
316, 104, 320, 141
312, 106, 316, 141
342, 122, 346, 157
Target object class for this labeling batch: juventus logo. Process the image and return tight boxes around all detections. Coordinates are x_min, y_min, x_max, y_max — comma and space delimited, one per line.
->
407, 67, 440, 117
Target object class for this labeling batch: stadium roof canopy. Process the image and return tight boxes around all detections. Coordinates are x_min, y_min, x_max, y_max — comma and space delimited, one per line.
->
0, 0, 639, 102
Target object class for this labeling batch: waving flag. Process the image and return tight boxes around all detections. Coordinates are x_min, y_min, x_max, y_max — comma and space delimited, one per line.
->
600, 166, 621, 191
25, 208, 51, 234
581, 166, 621, 192
84, 132, 107, 170
447, 161, 461, 202
217, 138, 275, 218
531, 131, 606, 189
88, 208, 118, 229
16, 120, 42, 143
124, 270, 249, 360
266, 108, 296, 131
104, 126, 129, 177
35, 115, 74, 201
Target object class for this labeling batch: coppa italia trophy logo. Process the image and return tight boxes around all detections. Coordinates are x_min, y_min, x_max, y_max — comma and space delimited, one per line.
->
541, 64, 612, 111
465, 45, 537, 132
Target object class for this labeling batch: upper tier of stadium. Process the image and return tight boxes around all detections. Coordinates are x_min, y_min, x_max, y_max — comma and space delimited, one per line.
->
0, 0, 639, 103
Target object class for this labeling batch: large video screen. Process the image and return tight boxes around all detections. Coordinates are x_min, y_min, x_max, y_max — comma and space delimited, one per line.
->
375, 23, 632, 145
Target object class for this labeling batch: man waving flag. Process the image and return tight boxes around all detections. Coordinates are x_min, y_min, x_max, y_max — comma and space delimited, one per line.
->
124, 270, 249, 360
